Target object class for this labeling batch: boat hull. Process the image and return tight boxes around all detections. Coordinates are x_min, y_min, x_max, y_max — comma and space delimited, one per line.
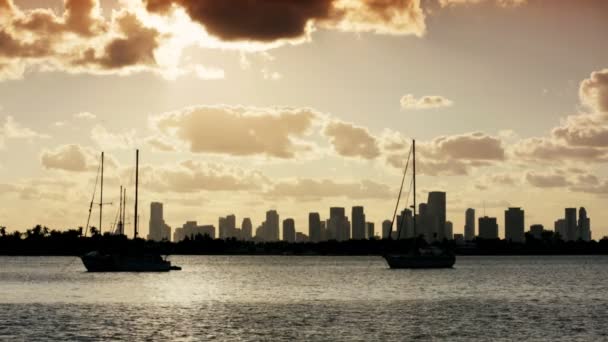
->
383, 254, 455, 269
81, 252, 176, 272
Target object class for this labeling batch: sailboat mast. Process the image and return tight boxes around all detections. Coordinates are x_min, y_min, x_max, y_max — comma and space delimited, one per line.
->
119, 185, 123, 234
134, 149, 139, 239
99, 152, 104, 235
123, 188, 126, 235
412, 140, 417, 237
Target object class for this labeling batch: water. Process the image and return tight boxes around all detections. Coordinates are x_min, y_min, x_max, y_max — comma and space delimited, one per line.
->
1, 256, 607, 341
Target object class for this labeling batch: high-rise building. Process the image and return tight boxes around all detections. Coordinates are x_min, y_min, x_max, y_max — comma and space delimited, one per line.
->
478, 216, 499, 239
382, 220, 392, 239
266, 210, 280, 241
554, 219, 566, 240
505, 207, 524, 243
578, 207, 591, 241
218, 217, 227, 239
396, 209, 413, 239
565, 208, 577, 241
529, 224, 544, 239
427, 192, 447, 241
148, 202, 170, 241
464, 208, 475, 241
445, 221, 453, 240
365, 222, 375, 239
309, 212, 321, 242
329, 207, 348, 241
351, 206, 366, 240
295, 232, 308, 243
283, 218, 296, 243
242, 218, 253, 240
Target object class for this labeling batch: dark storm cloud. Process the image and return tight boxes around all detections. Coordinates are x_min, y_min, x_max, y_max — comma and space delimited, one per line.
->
144, 0, 426, 41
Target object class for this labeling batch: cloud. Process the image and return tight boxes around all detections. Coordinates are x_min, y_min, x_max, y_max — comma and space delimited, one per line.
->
144, 0, 426, 43
513, 137, 608, 162
579, 68, 608, 114
383, 131, 504, 175
74, 112, 96, 120
324, 120, 381, 159
152, 105, 319, 158
40, 144, 99, 172
439, 0, 527, 7
264, 178, 393, 200
0, 115, 49, 148
400, 94, 453, 110
0, 1, 165, 80
141, 160, 266, 193
525, 171, 570, 188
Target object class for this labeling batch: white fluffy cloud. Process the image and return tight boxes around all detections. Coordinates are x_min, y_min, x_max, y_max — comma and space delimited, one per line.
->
152, 105, 319, 158
400, 94, 453, 110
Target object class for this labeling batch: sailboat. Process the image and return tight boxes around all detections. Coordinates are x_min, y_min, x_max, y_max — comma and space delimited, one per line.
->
80, 150, 181, 272
383, 140, 456, 269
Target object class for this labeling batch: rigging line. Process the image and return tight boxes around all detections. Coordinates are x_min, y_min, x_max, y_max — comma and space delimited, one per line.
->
396, 169, 415, 240
83, 157, 102, 237
390, 144, 413, 239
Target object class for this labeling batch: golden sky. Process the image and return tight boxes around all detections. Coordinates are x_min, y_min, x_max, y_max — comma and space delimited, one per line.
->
1, 0, 608, 239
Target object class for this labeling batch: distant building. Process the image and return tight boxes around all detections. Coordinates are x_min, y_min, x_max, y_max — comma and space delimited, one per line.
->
382, 220, 392, 239
396, 209, 413, 239
241, 218, 253, 241
282, 218, 296, 243
505, 207, 524, 243
148, 202, 170, 241
256, 210, 280, 241
565, 208, 577, 241
578, 207, 591, 241
173, 221, 215, 242
328, 207, 349, 241
529, 224, 544, 239
309, 212, 322, 242
427, 191, 446, 241
478, 216, 498, 239
445, 221, 453, 240
464, 208, 475, 241
351, 206, 366, 240
554, 219, 566, 240
365, 222, 375, 239
295, 232, 308, 243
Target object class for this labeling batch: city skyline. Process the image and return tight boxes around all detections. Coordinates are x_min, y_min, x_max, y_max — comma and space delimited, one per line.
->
146, 195, 595, 243
1, 1, 608, 238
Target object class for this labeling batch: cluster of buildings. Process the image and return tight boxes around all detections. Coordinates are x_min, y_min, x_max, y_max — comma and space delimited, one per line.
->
458, 207, 592, 242
147, 194, 594, 243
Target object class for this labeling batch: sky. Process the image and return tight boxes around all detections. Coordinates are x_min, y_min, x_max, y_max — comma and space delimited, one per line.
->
1, 0, 608, 239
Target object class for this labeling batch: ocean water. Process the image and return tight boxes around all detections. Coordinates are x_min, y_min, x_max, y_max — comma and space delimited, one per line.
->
1, 255, 607, 341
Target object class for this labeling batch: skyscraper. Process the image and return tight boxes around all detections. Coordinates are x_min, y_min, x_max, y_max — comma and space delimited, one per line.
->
445, 221, 453, 240
308, 212, 321, 242
565, 208, 577, 241
554, 219, 566, 239
505, 207, 524, 243
242, 218, 253, 240
382, 220, 392, 239
427, 192, 446, 240
218, 217, 227, 239
396, 209, 413, 239
282, 218, 296, 242
148, 202, 170, 241
464, 208, 475, 241
329, 207, 348, 241
478, 216, 499, 239
266, 210, 280, 241
351, 206, 366, 240
578, 207, 591, 241
365, 222, 375, 239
